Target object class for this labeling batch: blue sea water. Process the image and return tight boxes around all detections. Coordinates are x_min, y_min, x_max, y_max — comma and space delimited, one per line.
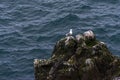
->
0, 0, 120, 80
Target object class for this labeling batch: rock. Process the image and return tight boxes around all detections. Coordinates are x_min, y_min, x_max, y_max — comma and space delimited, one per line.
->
34, 30, 120, 80
83, 30, 95, 41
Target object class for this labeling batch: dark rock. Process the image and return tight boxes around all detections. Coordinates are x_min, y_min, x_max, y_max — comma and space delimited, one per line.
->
34, 30, 120, 80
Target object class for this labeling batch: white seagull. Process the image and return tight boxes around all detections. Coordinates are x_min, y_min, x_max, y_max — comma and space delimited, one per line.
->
65, 29, 73, 45
66, 29, 73, 36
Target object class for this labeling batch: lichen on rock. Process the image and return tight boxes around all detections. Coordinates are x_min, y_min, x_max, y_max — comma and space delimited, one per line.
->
34, 30, 120, 80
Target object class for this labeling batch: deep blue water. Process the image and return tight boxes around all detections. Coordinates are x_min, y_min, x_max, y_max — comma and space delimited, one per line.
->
0, 0, 120, 80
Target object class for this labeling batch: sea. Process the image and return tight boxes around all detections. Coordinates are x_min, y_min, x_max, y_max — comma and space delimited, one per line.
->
0, 0, 120, 80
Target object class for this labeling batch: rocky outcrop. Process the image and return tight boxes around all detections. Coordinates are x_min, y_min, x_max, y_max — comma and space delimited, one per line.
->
34, 30, 120, 80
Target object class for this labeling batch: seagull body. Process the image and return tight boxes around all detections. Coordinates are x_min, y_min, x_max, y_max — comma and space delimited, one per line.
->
65, 29, 74, 45
69, 29, 72, 35
66, 29, 73, 36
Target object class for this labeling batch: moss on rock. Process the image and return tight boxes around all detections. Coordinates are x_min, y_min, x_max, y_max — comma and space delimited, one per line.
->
34, 30, 120, 80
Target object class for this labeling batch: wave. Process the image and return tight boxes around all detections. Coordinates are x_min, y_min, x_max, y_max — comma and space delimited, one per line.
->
90, 0, 120, 4
0, 0, 120, 80
43, 14, 80, 27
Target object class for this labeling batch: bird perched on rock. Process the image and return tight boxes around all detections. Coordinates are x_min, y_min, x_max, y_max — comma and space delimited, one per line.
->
66, 29, 73, 37
65, 29, 74, 46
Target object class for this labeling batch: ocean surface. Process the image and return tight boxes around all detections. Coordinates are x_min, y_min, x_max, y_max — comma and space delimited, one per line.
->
0, 0, 120, 80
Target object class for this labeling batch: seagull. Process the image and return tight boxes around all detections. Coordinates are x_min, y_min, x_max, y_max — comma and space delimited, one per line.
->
66, 29, 73, 36
65, 29, 74, 45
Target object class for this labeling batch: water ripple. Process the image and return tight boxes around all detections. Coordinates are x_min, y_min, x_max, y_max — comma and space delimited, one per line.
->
0, 0, 120, 80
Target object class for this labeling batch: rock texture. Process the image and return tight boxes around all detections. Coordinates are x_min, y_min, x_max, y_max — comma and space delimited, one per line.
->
34, 30, 120, 80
